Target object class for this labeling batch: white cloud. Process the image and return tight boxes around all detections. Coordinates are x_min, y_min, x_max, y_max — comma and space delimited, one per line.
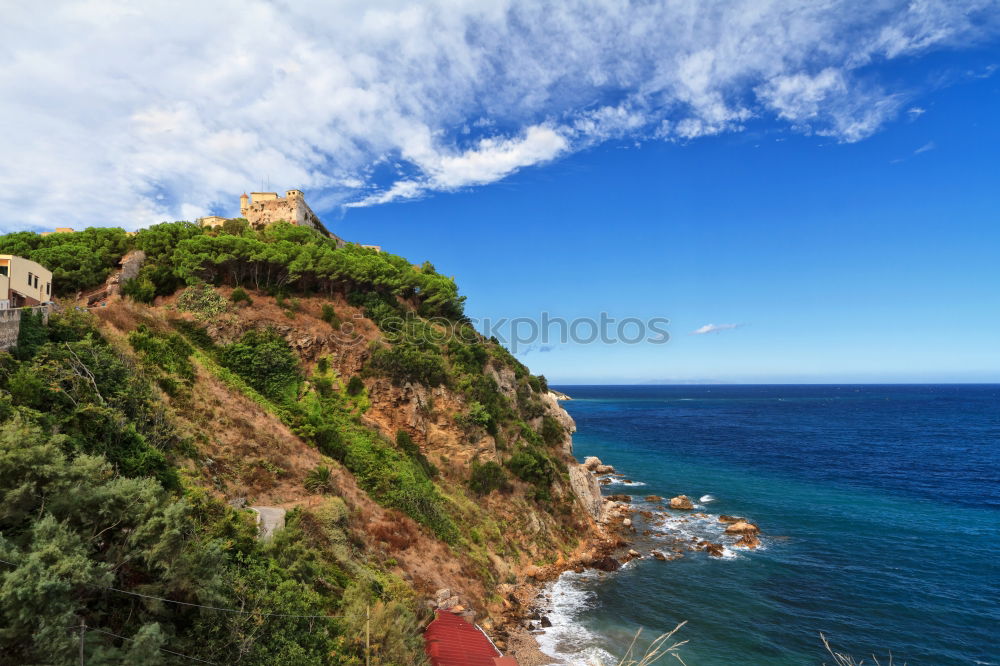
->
0, 0, 997, 230
914, 141, 936, 154
691, 323, 742, 335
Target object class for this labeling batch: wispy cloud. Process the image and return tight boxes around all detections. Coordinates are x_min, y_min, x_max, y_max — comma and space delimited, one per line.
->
914, 141, 936, 154
1, 0, 997, 229
690, 323, 743, 335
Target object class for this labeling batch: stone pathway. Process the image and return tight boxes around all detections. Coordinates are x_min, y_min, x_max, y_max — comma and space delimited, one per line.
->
250, 506, 286, 540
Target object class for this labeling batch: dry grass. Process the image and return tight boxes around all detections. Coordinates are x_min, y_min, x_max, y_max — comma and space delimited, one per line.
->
601, 623, 688, 666
821, 634, 904, 666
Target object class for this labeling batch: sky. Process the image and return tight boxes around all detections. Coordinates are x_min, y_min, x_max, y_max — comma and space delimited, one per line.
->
1, 0, 998, 383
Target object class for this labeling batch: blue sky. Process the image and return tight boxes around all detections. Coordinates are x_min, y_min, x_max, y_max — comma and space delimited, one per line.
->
1, 1, 998, 382
342, 50, 1000, 383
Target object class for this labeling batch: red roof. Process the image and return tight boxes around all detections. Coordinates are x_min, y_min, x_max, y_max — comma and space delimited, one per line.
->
424, 610, 517, 666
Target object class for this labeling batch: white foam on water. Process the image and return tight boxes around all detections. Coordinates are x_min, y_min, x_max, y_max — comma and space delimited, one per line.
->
535, 572, 618, 666
598, 476, 646, 487
699, 494, 716, 503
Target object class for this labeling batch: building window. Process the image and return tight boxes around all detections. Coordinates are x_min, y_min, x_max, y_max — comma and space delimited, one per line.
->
27, 272, 32, 283
0, 266, 7, 277
46, 283, 50, 295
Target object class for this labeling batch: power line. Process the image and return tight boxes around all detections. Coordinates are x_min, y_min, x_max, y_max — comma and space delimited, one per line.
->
103, 586, 344, 619
0, 558, 343, 620
83, 625, 219, 665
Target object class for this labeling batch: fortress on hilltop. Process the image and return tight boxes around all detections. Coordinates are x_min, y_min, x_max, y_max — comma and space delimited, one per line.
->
199, 189, 341, 242
240, 190, 325, 231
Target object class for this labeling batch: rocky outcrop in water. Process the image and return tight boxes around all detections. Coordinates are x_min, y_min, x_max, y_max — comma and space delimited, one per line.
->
724, 520, 760, 535
669, 495, 694, 510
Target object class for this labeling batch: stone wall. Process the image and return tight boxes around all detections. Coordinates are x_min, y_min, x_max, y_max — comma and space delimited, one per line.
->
0, 305, 52, 352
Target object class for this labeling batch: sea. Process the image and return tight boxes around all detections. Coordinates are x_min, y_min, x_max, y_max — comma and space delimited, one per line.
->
538, 384, 1000, 666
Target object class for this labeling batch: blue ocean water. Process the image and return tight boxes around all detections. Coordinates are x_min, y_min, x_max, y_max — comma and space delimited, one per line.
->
539, 385, 1000, 666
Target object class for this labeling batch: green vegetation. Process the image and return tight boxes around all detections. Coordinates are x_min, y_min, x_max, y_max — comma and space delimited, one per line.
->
0, 309, 428, 664
469, 460, 508, 495
220, 328, 301, 400
230, 285, 253, 305
0, 227, 129, 296
0, 221, 573, 663
346, 375, 365, 396
176, 283, 229, 321
304, 464, 336, 493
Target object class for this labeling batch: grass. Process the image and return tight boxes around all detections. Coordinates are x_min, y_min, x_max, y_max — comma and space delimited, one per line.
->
821, 634, 904, 666
610, 623, 688, 666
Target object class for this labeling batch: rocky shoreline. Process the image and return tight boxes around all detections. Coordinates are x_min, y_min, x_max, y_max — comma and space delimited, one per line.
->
490, 454, 765, 665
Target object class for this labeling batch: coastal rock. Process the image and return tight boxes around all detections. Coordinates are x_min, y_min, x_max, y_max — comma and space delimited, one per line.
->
669, 495, 694, 510
440, 595, 460, 610
628, 549, 641, 558
651, 550, 667, 561
718, 515, 744, 524
608, 494, 631, 503
540, 616, 552, 628
569, 463, 605, 522
435, 588, 452, 604
589, 556, 621, 572
735, 534, 761, 549
724, 521, 760, 535
599, 478, 612, 485
583, 456, 603, 471
644, 495, 663, 502
594, 464, 615, 474
622, 518, 632, 528
703, 543, 725, 557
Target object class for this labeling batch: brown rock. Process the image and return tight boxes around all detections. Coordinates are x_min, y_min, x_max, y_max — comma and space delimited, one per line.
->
607, 494, 632, 503
724, 521, 760, 535
644, 495, 663, 502
583, 456, 603, 471
594, 464, 615, 474
669, 495, 694, 510
651, 550, 667, 561
735, 534, 761, 549
703, 542, 725, 557
590, 556, 620, 572
718, 515, 744, 524
599, 478, 612, 485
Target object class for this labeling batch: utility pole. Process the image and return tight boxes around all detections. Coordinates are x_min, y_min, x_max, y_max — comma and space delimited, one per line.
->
78, 618, 85, 665
365, 604, 370, 666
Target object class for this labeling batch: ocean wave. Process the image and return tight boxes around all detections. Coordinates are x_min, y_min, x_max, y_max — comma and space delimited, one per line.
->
599, 476, 647, 487
535, 572, 618, 665
699, 494, 716, 503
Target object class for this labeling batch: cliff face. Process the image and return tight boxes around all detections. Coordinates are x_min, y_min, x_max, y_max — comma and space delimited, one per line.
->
94, 287, 606, 637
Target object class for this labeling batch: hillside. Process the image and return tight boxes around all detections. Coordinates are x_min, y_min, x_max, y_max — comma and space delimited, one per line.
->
0, 221, 611, 665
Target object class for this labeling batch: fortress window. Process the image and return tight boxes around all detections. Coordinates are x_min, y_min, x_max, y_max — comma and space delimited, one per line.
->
46, 283, 50, 295
0, 266, 7, 277
27, 272, 32, 283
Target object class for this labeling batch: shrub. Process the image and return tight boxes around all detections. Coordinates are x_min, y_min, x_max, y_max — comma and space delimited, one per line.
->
367, 344, 447, 387
506, 447, 554, 487
220, 328, 301, 399
469, 460, 508, 495
230, 286, 252, 305
456, 401, 491, 430
304, 465, 336, 494
317, 356, 330, 374
321, 303, 340, 328
346, 375, 365, 396
128, 325, 195, 381
396, 430, 438, 479
541, 415, 564, 447
176, 284, 228, 320
121, 275, 156, 303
